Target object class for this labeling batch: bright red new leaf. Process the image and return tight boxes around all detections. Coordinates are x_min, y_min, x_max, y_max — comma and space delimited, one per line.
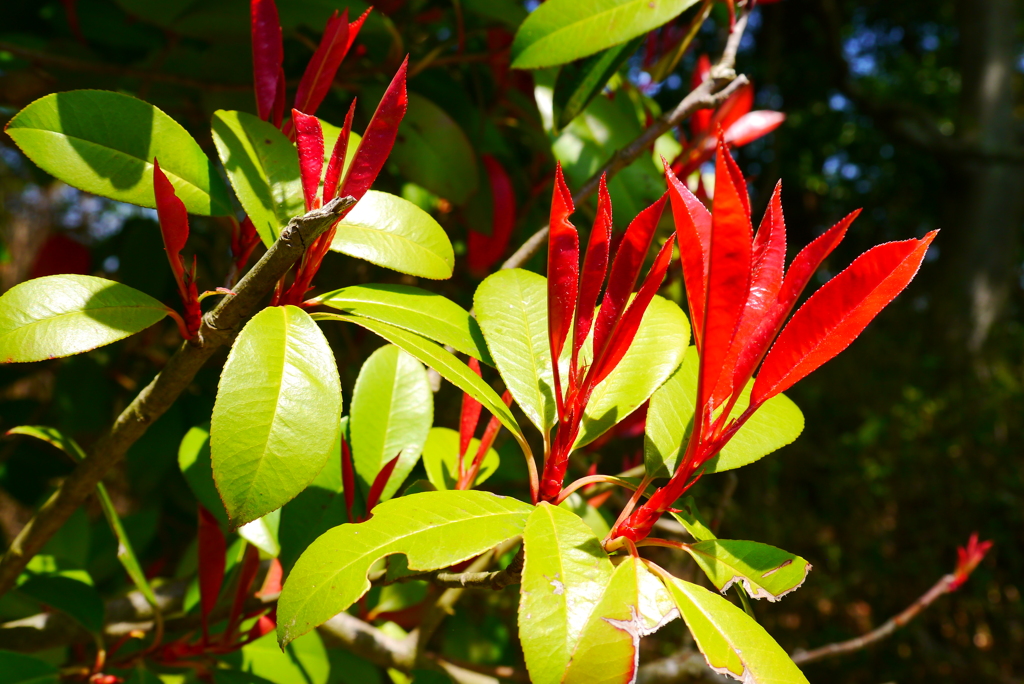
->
153, 159, 202, 338
467, 155, 517, 274
665, 159, 711, 347
196, 505, 226, 642
341, 435, 355, 522
365, 453, 401, 515
293, 9, 369, 117
251, 0, 284, 123
547, 164, 579, 417
572, 176, 612, 379
459, 358, 484, 468
690, 54, 712, 137
951, 533, 993, 590
725, 110, 786, 147
324, 100, 357, 202
292, 109, 325, 211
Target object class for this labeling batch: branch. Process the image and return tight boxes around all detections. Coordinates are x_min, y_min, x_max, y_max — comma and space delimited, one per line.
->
0, 41, 253, 92
397, 546, 524, 590
791, 573, 957, 665
499, 13, 751, 271
0, 197, 355, 599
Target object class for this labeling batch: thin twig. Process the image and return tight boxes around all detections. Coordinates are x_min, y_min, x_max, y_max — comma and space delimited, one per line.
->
499, 13, 751, 272
0, 197, 355, 599
791, 574, 958, 665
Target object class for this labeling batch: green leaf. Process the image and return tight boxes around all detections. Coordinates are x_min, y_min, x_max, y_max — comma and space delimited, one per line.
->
277, 490, 533, 645
178, 424, 229, 524
212, 306, 342, 527
519, 503, 615, 684
5, 90, 231, 215
238, 509, 281, 558
317, 284, 491, 364
474, 269, 557, 435
350, 345, 433, 500
683, 540, 811, 602
511, 0, 700, 69
10, 426, 158, 607
562, 558, 677, 684
644, 348, 804, 476
421, 427, 500, 490
669, 497, 716, 542
552, 37, 643, 131
659, 575, 810, 683
0, 275, 168, 363
382, 93, 478, 204
228, 630, 330, 684
19, 574, 105, 633
314, 314, 530, 461
574, 295, 690, 448
0, 650, 59, 684
330, 190, 454, 279
212, 110, 304, 247
558, 492, 611, 538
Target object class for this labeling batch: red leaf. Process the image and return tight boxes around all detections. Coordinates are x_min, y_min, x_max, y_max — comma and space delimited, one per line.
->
752, 231, 937, 404
154, 159, 202, 336
251, 0, 284, 122
547, 164, 579, 418
572, 175, 612, 381
257, 558, 283, 597
459, 358, 484, 462
709, 82, 754, 136
665, 161, 711, 348
292, 109, 325, 211
699, 141, 751, 413
721, 180, 785, 393
459, 391, 513, 490
593, 193, 667, 360
226, 544, 261, 640
588, 237, 674, 389
467, 155, 517, 274
952, 533, 993, 590
324, 99, 357, 202
339, 57, 409, 201
690, 54, 712, 137
30, 234, 91, 279
732, 210, 857, 387
293, 9, 369, 117
247, 613, 277, 642
366, 453, 401, 514
197, 505, 226, 641
341, 436, 355, 522
724, 110, 786, 147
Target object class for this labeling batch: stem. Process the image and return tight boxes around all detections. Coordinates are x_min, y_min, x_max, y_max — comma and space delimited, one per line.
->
554, 475, 638, 505
608, 473, 655, 541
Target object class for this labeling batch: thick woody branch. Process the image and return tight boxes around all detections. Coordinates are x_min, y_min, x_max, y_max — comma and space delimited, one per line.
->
0, 197, 355, 599
500, 13, 751, 271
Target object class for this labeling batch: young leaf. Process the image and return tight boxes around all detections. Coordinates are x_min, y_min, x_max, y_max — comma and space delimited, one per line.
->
211, 306, 342, 526
752, 232, 938, 405
573, 177, 613, 374
365, 453, 401, 514
552, 37, 643, 131
467, 155, 517, 274
575, 296, 690, 448
684, 540, 811, 602
422, 427, 500, 490
277, 490, 533, 645
292, 110, 325, 211
329, 190, 454, 279
520, 503, 615, 684
658, 574, 810, 683
0, 275, 167, 363
197, 504, 226, 637
547, 165, 580, 401
670, 498, 716, 542
644, 349, 803, 477
211, 110, 304, 247
475, 269, 557, 434
511, 0, 700, 69
665, 164, 711, 346
251, 0, 284, 122
561, 558, 678, 684
350, 345, 433, 501
0, 650, 59, 684
5, 90, 231, 215
317, 284, 491, 364
18, 575, 105, 634
293, 9, 368, 117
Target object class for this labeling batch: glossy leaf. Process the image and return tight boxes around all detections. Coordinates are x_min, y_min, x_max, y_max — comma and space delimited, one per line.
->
292, 109, 325, 211
350, 345, 432, 500
5, 90, 231, 215
576, 296, 690, 448
511, 0, 700, 69
665, 164, 711, 346
475, 269, 557, 434
684, 540, 811, 602
384, 92, 478, 204
211, 110, 304, 247
341, 59, 408, 201
573, 177, 613, 372
547, 165, 579, 399
317, 284, 491, 364
553, 37, 643, 130
330, 190, 454, 279
19, 574, 105, 633
660, 575, 810, 683
251, 0, 284, 122
293, 9, 366, 117
561, 558, 677, 684
0, 651, 59, 684
670, 498, 716, 542
238, 510, 281, 558
422, 427, 499, 490
211, 305, 342, 526
753, 232, 938, 404
644, 349, 803, 476
318, 315, 528, 455
277, 490, 532, 645
0, 275, 167, 363
520, 503, 615, 684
